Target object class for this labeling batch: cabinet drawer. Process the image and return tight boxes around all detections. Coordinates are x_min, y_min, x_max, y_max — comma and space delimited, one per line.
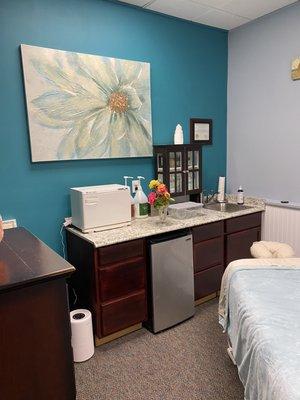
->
193, 222, 223, 243
225, 212, 261, 234
98, 239, 144, 267
194, 237, 223, 273
101, 291, 147, 336
194, 265, 223, 300
99, 258, 146, 302
226, 227, 260, 266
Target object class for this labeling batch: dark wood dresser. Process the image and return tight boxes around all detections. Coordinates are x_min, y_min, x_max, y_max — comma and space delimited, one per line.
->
0, 227, 76, 400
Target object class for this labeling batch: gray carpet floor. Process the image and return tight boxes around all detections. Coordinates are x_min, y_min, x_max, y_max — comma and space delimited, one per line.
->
75, 299, 244, 400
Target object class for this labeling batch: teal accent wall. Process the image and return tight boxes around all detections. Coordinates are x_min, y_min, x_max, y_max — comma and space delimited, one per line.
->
0, 0, 227, 253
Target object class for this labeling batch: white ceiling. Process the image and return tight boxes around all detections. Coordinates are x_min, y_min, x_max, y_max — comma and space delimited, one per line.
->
120, 0, 298, 30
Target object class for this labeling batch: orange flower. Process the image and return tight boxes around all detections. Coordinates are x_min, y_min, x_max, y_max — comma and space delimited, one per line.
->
157, 184, 166, 194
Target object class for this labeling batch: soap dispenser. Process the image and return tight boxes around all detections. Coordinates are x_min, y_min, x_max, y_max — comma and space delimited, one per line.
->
134, 176, 149, 219
123, 176, 135, 220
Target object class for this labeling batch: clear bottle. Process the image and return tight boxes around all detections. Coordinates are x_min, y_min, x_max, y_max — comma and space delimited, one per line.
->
237, 186, 244, 205
134, 176, 149, 219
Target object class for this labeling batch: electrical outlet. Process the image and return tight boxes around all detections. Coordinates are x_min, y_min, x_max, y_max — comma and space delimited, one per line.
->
132, 180, 139, 194
3, 219, 17, 229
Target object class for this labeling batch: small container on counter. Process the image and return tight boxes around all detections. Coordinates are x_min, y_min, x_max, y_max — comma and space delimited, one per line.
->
237, 186, 244, 205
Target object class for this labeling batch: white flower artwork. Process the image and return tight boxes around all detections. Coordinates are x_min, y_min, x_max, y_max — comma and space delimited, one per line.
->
21, 44, 153, 162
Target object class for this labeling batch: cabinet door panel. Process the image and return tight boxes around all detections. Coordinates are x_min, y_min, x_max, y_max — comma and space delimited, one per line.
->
98, 239, 144, 267
193, 222, 223, 243
225, 213, 261, 234
226, 227, 260, 266
101, 291, 147, 336
99, 258, 146, 302
194, 237, 223, 273
194, 265, 223, 300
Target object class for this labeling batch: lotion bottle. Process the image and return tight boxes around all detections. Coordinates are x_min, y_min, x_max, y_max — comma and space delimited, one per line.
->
134, 176, 149, 219
237, 186, 244, 205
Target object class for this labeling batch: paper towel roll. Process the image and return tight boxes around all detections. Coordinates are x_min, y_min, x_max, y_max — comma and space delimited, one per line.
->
217, 176, 225, 202
70, 309, 94, 362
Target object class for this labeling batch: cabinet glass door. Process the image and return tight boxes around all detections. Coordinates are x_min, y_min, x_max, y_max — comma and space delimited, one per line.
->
187, 151, 193, 170
156, 152, 165, 183
175, 150, 184, 195
194, 151, 199, 169
157, 153, 164, 172
170, 173, 175, 194
176, 152, 182, 171
193, 150, 200, 190
169, 152, 175, 172
186, 148, 201, 193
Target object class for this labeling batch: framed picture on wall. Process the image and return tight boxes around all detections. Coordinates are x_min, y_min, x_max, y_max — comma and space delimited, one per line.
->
20, 44, 153, 162
190, 119, 212, 145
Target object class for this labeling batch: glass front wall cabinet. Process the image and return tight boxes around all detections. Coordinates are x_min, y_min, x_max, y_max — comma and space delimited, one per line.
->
153, 145, 202, 200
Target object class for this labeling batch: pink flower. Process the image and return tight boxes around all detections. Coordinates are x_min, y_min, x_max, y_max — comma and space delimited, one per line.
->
148, 192, 156, 205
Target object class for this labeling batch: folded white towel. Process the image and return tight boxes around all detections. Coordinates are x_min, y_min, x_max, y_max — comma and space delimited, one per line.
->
250, 241, 295, 258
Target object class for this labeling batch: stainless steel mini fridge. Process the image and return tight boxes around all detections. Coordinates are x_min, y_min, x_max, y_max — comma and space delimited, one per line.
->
147, 230, 195, 333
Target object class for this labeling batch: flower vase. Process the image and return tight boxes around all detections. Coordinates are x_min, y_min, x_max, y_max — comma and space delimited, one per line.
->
158, 206, 168, 223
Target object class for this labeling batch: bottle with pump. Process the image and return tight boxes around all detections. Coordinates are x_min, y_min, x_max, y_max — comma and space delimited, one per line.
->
237, 186, 244, 205
134, 176, 149, 219
123, 176, 135, 220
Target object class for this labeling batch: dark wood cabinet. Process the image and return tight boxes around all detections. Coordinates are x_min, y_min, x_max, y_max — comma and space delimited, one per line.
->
226, 227, 261, 265
225, 212, 262, 234
194, 265, 223, 300
101, 291, 147, 336
225, 213, 262, 265
194, 237, 223, 273
192, 212, 262, 301
0, 228, 76, 400
66, 232, 148, 344
192, 221, 224, 301
153, 144, 202, 199
99, 258, 146, 302
67, 211, 263, 341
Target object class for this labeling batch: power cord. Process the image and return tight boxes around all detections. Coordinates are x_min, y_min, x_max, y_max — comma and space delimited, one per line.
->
60, 223, 66, 259
60, 217, 78, 306
60, 217, 72, 259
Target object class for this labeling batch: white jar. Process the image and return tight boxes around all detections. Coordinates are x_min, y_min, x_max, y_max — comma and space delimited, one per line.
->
174, 124, 184, 144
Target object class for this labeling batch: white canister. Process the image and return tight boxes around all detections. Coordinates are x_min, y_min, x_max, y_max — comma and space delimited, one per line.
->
70, 309, 94, 362
174, 124, 184, 144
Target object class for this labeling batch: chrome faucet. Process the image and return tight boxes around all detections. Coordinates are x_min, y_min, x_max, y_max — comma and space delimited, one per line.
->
201, 190, 228, 204
201, 190, 218, 204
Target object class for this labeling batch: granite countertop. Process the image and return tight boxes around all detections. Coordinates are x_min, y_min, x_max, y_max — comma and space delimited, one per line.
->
67, 196, 265, 248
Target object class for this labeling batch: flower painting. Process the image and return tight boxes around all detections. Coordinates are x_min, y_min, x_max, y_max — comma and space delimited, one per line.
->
21, 44, 153, 162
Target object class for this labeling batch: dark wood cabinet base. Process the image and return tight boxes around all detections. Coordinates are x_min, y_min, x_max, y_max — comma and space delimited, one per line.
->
0, 228, 76, 400
193, 212, 262, 301
0, 279, 76, 400
194, 265, 223, 299
67, 211, 262, 343
66, 232, 148, 341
